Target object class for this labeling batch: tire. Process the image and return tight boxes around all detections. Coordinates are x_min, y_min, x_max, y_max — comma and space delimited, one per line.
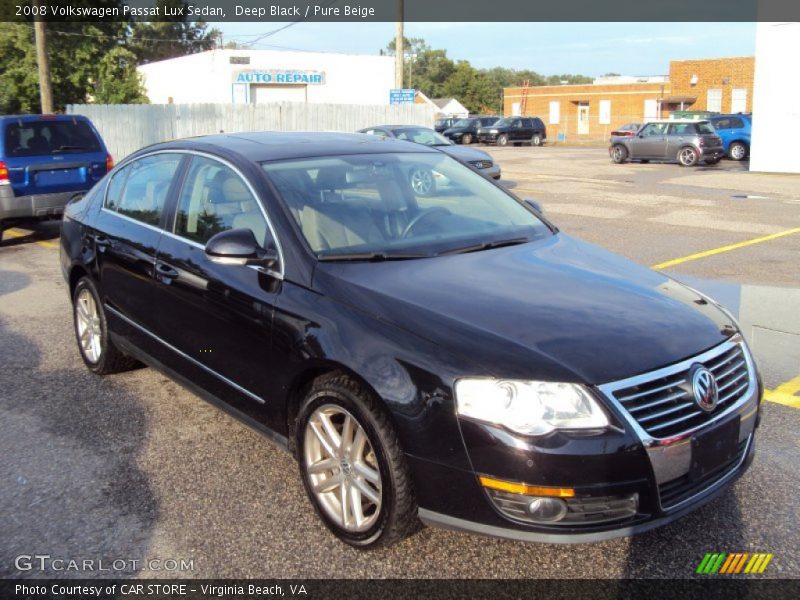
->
610, 145, 628, 164
496, 134, 508, 147
532, 134, 542, 146
72, 277, 138, 374
729, 141, 747, 161
296, 373, 419, 549
677, 146, 699, 167
461, 133, 472, 145
409, 168, 435, 197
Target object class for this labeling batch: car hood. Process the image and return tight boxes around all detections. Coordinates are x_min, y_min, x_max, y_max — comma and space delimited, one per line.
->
435, 145, 492, 162
443, 127, 469, 135
315, 234, 736, 385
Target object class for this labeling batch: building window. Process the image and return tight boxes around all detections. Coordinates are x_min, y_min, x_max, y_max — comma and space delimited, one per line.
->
731, 88, 747, 113
707, 89, 723, 112
229, 56, 250, 65
644, 99, 658, 121
599, 100, 611, 125
549, 101, 560, 124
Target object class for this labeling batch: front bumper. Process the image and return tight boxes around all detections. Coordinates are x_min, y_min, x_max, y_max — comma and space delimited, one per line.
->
0, 186, 78, 221
413, 335, 761, 542
478, 133, 499, 143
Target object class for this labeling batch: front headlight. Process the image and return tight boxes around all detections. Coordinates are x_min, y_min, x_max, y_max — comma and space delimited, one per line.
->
489, 129, 499, 133
455, 379, 609, 436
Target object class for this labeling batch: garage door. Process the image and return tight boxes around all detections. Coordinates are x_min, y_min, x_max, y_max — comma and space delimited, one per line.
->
252, 85, 307, 103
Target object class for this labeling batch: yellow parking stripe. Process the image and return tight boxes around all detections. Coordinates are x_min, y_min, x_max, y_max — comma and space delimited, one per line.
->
651, 227, 800, 270
2, 228, 58, 249
764, 376, 800, 409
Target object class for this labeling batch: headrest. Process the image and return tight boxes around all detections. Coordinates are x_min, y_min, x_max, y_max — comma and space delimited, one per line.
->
222, 176, 252, 203
315, 166, 347, 191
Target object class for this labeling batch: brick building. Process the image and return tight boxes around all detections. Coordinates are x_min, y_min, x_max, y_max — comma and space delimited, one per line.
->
503, 56, 754, 141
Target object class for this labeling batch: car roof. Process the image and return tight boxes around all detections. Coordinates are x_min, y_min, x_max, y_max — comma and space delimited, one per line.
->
648, 119, 710, 124
133, 131, 438, 162
0, 114, 91, 123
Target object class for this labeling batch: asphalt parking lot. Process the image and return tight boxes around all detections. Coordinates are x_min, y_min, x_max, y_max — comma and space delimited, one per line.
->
1, 146, 798, 579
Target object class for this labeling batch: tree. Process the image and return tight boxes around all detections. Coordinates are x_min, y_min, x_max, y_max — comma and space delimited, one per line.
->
127, 0, 220, 65
93, 47, 148, 104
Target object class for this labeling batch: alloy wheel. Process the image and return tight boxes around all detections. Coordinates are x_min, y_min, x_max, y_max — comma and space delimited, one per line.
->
730, 143, 746, 160
410, 169, 434, 195
75, 288, 102, 363
679, 148, 697, 166
303, 404, 382, 533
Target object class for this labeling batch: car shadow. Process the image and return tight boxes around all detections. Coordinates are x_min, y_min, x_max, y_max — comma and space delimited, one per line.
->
0, 316, 157, 578
0, 221, 61, 247
622, 489, 747, 578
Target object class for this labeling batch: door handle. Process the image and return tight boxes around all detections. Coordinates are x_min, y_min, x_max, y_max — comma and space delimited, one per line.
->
93, 234, 111, 249
155, 262, 179, 283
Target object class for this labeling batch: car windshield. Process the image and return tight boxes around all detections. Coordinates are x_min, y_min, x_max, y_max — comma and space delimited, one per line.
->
453, 119, 475, 127
493, 118, 514, 127
434, 119, 450, 126
262, 152, 552, 259
3, 120, 101, 157
392, 128, 452, 146
696, 122, 715, 134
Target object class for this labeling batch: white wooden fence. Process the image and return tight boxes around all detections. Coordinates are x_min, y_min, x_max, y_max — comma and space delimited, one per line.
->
65, 102, 436, 161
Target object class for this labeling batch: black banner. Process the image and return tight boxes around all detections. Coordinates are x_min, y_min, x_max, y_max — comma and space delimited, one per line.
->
3, 579, 800, 600
1, 0, 800, 23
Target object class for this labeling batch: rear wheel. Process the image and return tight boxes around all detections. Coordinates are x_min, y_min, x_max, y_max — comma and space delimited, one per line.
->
462, 133, 472, 145
496, 134, 508, 147
296, 373, 419, 548
610, 145, 628, 164
532, 133, 542, 146
677, 146, 699, 167
72, 277, 138, 374
729, 141, 747, 161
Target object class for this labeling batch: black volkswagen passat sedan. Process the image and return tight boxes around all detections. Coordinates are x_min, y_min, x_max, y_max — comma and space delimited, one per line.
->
60, 133, 761, 548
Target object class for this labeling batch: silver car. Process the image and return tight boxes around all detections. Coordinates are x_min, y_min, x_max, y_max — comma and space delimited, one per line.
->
610, 120, 725, 166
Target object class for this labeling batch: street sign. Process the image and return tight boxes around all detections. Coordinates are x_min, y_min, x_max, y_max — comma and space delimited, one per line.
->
390, 89, 416, 104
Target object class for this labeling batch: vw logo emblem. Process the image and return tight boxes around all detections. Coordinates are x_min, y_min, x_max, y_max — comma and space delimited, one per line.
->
691, 366, 718, 412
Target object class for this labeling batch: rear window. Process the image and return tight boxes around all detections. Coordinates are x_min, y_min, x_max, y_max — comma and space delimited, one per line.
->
696, 122, 715, 134
3, 119, 102, 157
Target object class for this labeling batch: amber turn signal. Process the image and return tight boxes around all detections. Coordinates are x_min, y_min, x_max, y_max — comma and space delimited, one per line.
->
478, 475, 576, 498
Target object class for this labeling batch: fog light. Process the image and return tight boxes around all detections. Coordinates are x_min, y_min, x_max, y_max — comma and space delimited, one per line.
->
527, 497, 568, 522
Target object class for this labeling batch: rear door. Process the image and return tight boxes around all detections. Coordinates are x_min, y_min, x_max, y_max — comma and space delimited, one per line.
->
1, 118, 108, 198
666, 122, 700, 156
92, 152, 185, 335
151, 154, 282, 419
521, 118, 535, 140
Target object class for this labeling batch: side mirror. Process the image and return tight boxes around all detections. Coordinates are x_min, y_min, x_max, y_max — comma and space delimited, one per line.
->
524, 198, 543, 214
205, 228, 277, 269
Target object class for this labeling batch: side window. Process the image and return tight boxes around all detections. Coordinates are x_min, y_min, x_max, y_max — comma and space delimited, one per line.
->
713, 118, 730, 130
513, 119, 523, 128
174, 156, 270, 248
668, 123, 695, 135
105, 154, 181, 227
729, 118, 744, 129
641, 123, 667, 136
522, 119, 533, 128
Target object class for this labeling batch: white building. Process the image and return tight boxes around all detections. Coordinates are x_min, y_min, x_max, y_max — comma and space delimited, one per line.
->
138, 49, 395, 106
750, 22, 800, 173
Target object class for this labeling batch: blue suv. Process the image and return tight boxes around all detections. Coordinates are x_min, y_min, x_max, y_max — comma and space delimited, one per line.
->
708, 114, 751, 161
1, 114, 111, 242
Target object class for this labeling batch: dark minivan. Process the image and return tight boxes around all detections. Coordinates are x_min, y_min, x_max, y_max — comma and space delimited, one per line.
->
442, 117, 499, 145
478, 116, 547, 146
1, 114, 112, 242
61, 132, 761, 548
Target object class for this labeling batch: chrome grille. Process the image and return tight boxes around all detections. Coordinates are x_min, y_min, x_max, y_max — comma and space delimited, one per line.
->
606, 339, 752, 439
469, 160, 493, 169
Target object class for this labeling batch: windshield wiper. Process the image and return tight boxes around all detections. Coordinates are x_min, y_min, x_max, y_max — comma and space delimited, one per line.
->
439, 236, 530, 256
52, 145, 89, 152
318, 251, 429, 262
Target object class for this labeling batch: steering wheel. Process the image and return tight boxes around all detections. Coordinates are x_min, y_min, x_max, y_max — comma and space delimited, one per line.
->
401, 207, 451, 239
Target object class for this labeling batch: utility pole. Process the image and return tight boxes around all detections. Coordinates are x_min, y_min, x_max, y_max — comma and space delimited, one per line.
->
394, 0, 404, 89
33, 0, 53, 113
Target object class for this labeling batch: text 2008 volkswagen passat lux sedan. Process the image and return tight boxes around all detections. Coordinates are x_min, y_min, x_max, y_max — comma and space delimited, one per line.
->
60, 133, 761, 548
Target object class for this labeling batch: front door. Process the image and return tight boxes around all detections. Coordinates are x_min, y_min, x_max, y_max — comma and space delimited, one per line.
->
631, 122, 668, 159
152, 154, 283, 423
577, 103, 590, 135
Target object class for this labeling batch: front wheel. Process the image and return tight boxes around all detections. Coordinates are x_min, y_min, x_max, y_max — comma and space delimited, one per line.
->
72, 277, 138, 374
729, 142, 747, 161
461, 133, 472, 145
296, 373, 419, 548
496, 134, 508, 147
677, 146, 699, 167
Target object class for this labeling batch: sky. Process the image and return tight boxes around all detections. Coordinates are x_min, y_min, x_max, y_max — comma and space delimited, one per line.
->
217, 22, 757, 77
